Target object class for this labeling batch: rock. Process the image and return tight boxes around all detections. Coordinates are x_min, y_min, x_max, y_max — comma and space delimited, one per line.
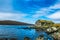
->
24, 37, 30, 40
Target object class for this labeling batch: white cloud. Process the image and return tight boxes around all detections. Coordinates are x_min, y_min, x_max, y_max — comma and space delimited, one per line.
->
0, 12, 28, 21
50, 1, 60, 9
32, 8, 49, 18
47, 11, 60, 23
47, 11, 60, 20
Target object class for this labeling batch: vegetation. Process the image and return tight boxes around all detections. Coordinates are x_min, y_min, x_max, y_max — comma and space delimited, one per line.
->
35, 20, 60, 40
35, 20, 54, 28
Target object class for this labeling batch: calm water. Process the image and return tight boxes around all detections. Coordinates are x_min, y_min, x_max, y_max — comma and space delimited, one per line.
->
0, 25, 53, 40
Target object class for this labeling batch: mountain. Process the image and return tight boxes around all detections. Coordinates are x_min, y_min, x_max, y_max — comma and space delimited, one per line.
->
0, 20, 33, 25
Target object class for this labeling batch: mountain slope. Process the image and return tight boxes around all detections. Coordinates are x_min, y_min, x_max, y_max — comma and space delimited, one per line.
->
0, 20, 33, 25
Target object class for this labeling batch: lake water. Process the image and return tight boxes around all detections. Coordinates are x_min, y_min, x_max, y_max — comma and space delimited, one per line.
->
0, 25, 53, 40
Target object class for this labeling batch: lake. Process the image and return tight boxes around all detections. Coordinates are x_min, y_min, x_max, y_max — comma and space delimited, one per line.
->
0, 25, 53, 40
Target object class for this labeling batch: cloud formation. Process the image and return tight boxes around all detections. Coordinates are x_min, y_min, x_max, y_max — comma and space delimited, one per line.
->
0, 12, 28, 21
33, 0, 60, 18
48, 11, 60, 20
0, 0, 60, 23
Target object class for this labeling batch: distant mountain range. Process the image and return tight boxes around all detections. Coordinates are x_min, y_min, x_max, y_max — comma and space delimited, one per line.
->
0, 20, 33, 25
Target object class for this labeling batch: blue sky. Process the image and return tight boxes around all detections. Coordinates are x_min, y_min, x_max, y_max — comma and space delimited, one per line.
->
0, 0, 60, 24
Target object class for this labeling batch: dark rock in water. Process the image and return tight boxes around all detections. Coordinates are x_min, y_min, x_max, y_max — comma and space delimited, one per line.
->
24, 37, 30, 40
10, 38, 17, 40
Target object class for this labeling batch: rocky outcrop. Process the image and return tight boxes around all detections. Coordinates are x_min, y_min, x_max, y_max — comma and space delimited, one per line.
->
35, 20, 60, 40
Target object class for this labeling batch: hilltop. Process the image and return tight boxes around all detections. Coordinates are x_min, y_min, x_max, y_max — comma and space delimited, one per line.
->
0, 20, 33, 25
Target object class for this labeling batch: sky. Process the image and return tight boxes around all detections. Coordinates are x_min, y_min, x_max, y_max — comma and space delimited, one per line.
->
0, 0, 60, 24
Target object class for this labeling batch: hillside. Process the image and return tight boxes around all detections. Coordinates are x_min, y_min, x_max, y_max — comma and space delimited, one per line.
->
0, 20, 33, 25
